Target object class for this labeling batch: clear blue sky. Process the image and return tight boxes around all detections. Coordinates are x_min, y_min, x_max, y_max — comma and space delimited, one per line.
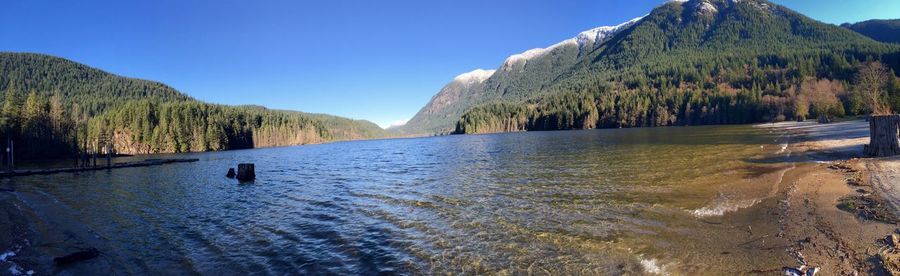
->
1, 0, 896, 128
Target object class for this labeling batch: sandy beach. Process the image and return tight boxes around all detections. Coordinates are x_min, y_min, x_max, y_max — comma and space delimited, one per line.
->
764, 119, 900, 216
759, 119, 900, 274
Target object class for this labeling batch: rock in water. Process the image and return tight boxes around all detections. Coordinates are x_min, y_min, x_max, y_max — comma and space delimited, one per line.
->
226, 168, 236, 178
237, 163, 255, 181
54, 248, 100, 266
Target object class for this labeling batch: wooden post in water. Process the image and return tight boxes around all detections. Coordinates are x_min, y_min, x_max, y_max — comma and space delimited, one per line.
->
106, 144, 111, 168
865, 114, 900, 157
4, 138, 8, 171
4, 138, 9, 171
236, 163, 255, 181
9, 140, 13, 170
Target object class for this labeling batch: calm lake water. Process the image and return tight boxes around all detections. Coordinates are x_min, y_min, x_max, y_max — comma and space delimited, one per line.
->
6, 125, 792, 274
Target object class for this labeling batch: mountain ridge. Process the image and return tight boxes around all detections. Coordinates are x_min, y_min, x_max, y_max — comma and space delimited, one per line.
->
842, 19, 900, 44
394, 15, 644, 135
0, 52, 385, 158
456, 0, 900, 133
396, 0, 900, 135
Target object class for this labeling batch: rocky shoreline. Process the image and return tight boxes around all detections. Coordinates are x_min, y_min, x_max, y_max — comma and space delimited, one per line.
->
0, 189, 33, 275
0, 184, 119, 275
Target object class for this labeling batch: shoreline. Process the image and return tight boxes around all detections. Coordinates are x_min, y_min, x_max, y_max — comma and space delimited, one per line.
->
758, 119, 900, 274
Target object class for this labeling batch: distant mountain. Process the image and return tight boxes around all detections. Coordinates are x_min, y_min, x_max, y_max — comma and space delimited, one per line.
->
397, 0, 900, 135
0, 52, 384, 158
393, 69, 495, 135
394, 18, 642, 135
842, 19, 900, 44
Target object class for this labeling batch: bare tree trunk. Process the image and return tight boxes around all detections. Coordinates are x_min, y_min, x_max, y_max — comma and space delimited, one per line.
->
865, 115, 900, 157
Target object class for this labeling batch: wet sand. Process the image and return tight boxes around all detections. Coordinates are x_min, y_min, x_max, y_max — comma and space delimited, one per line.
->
759, 119, 900, 275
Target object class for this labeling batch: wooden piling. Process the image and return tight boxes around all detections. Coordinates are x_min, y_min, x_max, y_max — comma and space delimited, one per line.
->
237, 163, 255, 181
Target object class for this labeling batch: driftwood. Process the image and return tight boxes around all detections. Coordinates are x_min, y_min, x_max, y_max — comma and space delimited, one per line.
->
864, 115, 900, 157
237, 163, 255, 181
53, 248, 99, 266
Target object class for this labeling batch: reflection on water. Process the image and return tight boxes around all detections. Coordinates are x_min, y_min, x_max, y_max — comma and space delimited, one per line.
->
8, 125, 787, 274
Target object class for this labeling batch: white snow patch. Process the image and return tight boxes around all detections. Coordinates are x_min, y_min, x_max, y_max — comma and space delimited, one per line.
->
575, 16, 645, 46
501, 16, 645, 68
452, 69, 496, 83
384, 119, 409, 129
503, 47, 553, 66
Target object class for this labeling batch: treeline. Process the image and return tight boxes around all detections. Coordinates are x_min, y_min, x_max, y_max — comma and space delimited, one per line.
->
0, 83, 338, 158
86, 100, 332, 154
0, 84, 75, 159
457, 66, 900, 134
0, 52, 384, 160
455, 0, 900, 134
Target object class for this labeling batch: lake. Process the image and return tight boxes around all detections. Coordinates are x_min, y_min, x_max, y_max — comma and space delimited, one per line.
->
5, 124, 794, 274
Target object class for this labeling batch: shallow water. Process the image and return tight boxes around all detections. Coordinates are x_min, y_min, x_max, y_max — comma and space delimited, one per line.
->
5, 125, 791, 274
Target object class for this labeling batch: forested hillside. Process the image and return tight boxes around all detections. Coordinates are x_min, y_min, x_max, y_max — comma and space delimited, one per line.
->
395, 18, 641, 135
453, 0, 900, 134
393, 69, 496, 135
843, 19, 900, 44
0, 52, 384, 159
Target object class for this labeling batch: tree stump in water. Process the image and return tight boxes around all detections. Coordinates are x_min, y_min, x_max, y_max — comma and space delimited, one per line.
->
865, 115, 900, 157
226, 168, 236, 178
237, 163, 255, 181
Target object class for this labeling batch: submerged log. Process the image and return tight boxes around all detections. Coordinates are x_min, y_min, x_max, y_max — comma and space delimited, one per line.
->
237, 163, 255, 181
864, 115, 900, 157
226, 168, 236, 178
54, 248, 99, 266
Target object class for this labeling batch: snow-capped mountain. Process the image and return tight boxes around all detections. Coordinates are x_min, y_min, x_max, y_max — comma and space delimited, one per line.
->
395, 17, 642, 134
501, 16, 644, 70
